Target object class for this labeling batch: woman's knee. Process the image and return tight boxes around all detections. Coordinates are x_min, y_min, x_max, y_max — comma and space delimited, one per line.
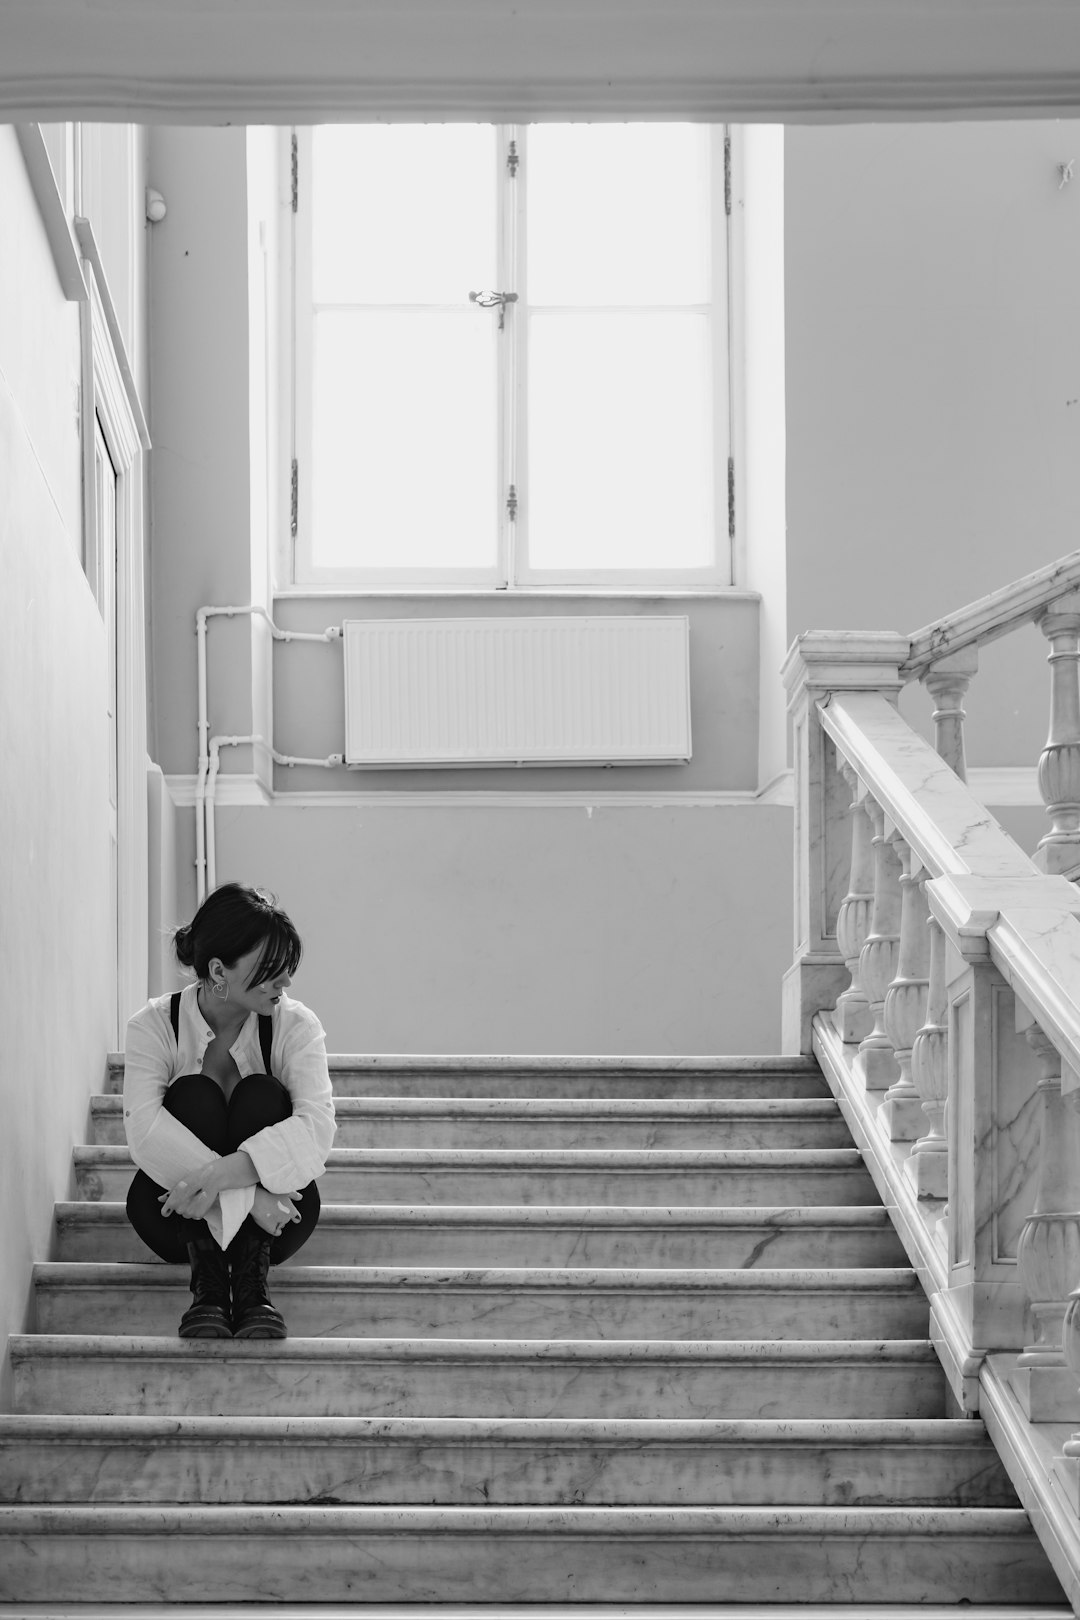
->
228, 1073, 291, 1143
126, 1170, 195, 1263
163, 1074, 229, 1152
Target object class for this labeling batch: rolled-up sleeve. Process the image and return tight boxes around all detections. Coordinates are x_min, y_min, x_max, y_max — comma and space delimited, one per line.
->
238, 1005, 336, 1194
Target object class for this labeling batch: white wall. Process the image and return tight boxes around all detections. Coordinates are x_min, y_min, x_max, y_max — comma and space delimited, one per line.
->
206, 801, 793, 1056
0, 128, 114, 1403
785, 119, 1080, 774
147, 125, 784, 1056
147, 118, 1080, 1058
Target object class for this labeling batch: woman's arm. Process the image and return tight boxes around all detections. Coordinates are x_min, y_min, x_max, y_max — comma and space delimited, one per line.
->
236, 1003, 336, 1194
124, 1002, 259, 1246
157, 1149, 258, 1221
123, 1004, 225, 1186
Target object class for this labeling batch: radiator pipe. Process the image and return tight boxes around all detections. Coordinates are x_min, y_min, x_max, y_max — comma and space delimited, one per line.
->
195, 605, 342, 903
205, 733, 345, 896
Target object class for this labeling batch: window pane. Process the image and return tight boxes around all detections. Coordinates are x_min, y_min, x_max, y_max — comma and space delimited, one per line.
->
312, 312, 497, 569
527, 125, 710, 307
313, 125, 497, 305
527, 312, 714, 571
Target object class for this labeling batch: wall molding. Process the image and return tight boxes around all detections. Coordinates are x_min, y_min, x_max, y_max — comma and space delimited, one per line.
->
9, 72, 1080, 126
165, 774, 785, 811
165, 764, 1042, 811
4, 3, 1080, 123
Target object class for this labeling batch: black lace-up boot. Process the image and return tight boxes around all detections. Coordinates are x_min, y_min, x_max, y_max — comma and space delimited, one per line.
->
228, 1222, 287, 1339
179, 1236, 233, 1338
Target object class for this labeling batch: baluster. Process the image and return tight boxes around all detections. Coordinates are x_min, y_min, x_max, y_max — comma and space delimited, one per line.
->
1035, 590, 1080, 878
922, 647, 978, 781
906, 912, 949, 1201
833, 763, 875, 1045
1013, 1025, 1080, 1421
856, 796, 902, 1090
881, 836, 931, 1141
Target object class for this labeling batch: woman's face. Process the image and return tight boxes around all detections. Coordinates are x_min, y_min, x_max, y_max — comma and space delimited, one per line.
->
209, 941, 292, 1016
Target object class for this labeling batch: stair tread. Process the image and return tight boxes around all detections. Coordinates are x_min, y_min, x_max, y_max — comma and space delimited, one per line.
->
0, 1502, 1039, 1530
94, 1094, 844, 1116
35, 1262, 920, 1289
74, 1144, 867, 1165
0, 1412, 998, 1440
106, 1053, 825, 1074
55, 1199, 897, 1225
13, 1332, 939, 1359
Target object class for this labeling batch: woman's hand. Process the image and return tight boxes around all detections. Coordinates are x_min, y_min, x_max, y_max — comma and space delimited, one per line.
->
158, 1151, 258, 1222
159, 1165, 225, 1222
250, 1186, 301, 1237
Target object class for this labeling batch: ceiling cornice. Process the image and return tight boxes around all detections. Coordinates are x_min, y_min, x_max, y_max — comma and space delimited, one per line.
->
2, 2, 1080, 123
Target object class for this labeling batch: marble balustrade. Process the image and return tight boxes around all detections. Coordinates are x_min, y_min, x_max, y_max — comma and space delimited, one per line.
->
782, 601, 1080, 1438
781, 565, 1080, 1598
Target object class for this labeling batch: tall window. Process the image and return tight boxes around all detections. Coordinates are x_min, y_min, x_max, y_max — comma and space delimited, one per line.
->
290, 123, 731, 589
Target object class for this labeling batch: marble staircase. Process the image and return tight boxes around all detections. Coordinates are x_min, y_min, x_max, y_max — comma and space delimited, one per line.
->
0, 1055, 1069, 1606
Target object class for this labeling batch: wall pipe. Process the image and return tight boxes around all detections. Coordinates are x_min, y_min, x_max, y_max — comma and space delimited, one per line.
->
205, 733, 345, 895
195, 605, 342, 903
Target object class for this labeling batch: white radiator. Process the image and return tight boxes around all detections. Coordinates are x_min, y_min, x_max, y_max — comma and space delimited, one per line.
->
342, 616, 692, 768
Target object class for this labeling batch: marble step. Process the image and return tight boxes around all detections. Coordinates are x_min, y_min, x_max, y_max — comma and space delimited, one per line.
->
11, 1335, 946, 1420
0, 1413, 1018, 1507
52, 1201, 908, 1268
90, 1094, 851, 1151
72, 1146, 878, 1206
32, 1263, 929, 1341
104, 1052, 829, 1099
0, 1610, 1065, 1620
0, 1504, 1063, 1604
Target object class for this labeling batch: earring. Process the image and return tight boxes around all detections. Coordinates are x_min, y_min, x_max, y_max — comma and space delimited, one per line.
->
211, 979, 229, 1001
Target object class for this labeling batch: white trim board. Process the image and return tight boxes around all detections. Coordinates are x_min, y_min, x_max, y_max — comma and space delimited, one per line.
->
164, 766, 1039, 811
14, 123, 86, 301
165, 776, 786, 811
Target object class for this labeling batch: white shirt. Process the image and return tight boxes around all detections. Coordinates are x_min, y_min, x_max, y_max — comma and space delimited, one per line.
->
123, 982, 336, 1249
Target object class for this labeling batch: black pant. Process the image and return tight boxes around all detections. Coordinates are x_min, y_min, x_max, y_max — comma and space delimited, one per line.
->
125, 1073, 321, 1264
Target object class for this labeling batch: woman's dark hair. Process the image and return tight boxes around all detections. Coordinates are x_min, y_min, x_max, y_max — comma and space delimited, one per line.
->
174, 883, 302, 987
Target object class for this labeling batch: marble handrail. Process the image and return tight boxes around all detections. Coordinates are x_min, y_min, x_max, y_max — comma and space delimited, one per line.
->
821, 690, 1080, 1072
819, 692, 1042, 882
902, 548, 1080, 680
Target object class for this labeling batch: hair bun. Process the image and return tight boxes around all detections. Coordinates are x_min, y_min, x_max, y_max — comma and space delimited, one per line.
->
173, 922, 195, 968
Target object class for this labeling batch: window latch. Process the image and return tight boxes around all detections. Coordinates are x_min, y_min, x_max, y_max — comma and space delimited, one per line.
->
469, 290, 518, 330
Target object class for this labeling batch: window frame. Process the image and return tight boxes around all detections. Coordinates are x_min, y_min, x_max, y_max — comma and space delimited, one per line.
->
284, 121, 734, 593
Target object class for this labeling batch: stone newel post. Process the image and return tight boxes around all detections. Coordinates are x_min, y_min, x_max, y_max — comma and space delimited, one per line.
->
781, 633, 908, 1057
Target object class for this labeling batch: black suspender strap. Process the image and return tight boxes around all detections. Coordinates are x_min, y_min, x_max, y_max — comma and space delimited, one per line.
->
171, 990, 274, 1076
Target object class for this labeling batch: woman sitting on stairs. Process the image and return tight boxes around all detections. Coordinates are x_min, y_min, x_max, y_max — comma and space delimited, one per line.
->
122, 883, 336, 1339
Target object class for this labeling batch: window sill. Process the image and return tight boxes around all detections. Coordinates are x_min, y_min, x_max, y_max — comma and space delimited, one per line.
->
274, 584, 761, 602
